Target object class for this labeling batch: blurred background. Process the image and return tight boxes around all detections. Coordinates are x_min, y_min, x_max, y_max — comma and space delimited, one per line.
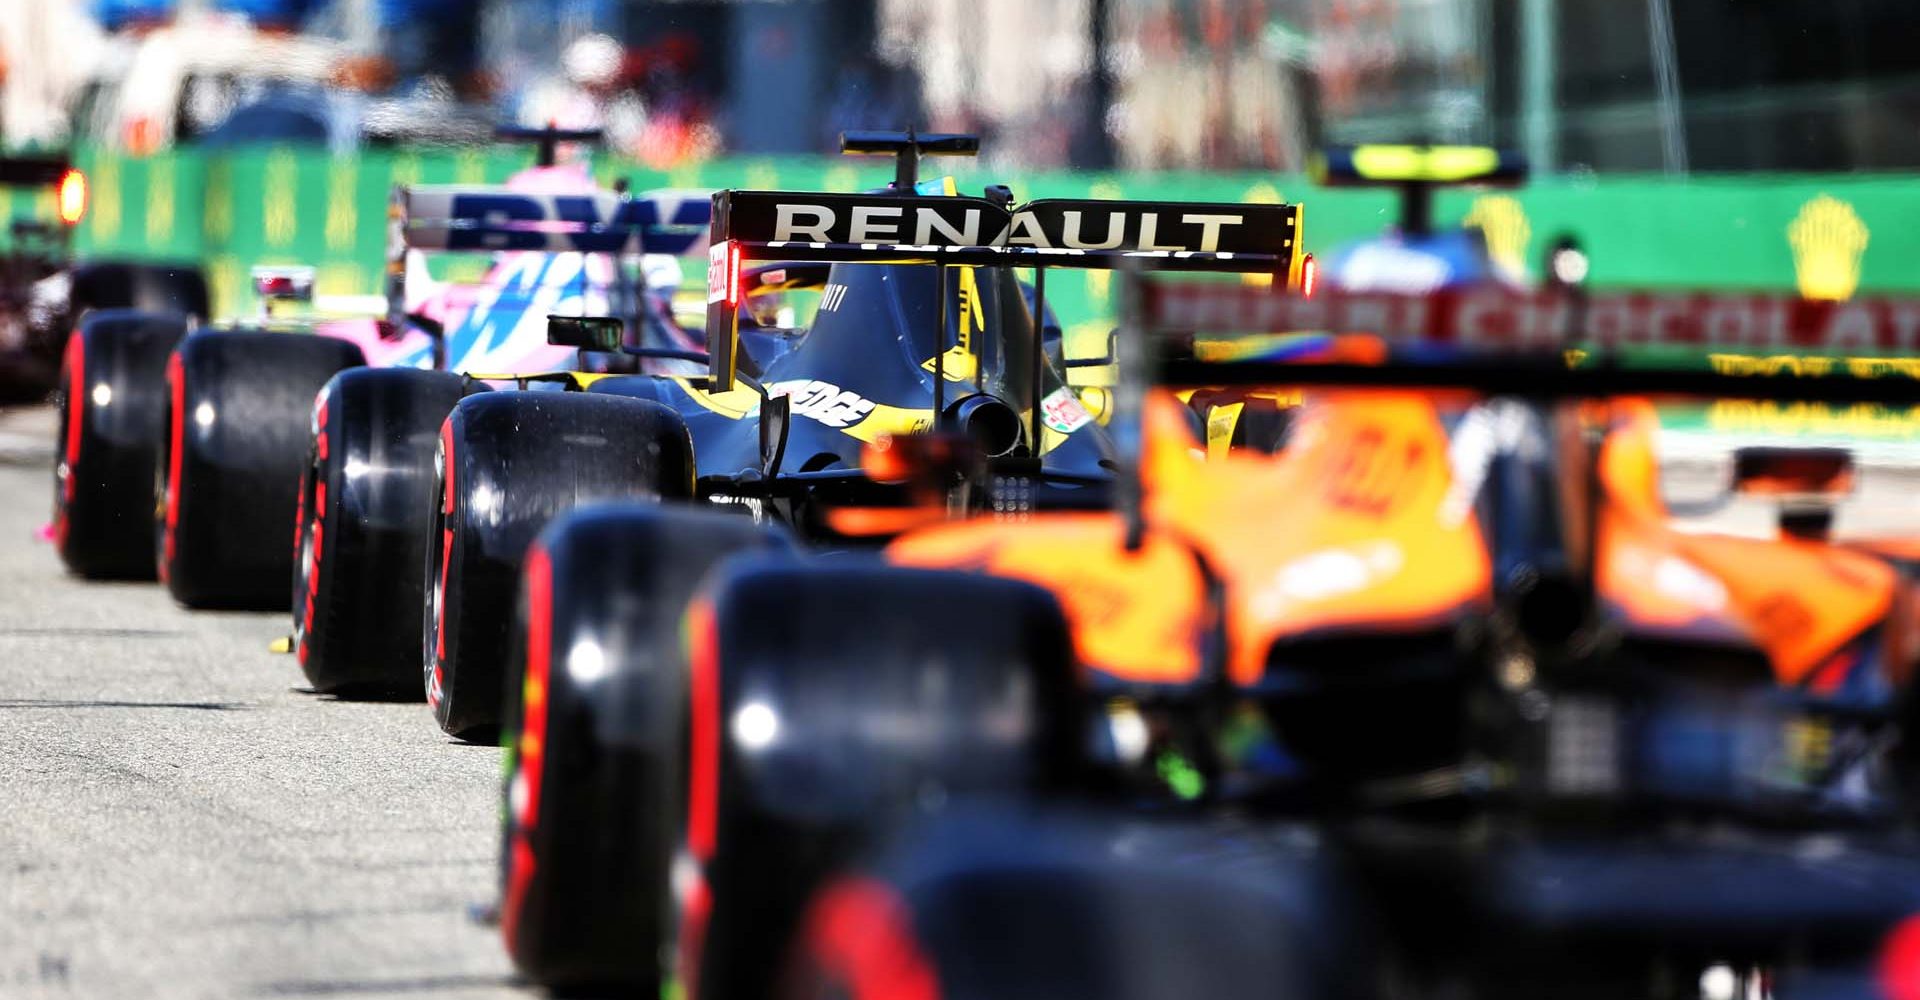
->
0, 0, 1914, 323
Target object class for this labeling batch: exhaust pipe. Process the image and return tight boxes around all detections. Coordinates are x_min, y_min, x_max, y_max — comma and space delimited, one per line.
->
945, 394, 1024, 458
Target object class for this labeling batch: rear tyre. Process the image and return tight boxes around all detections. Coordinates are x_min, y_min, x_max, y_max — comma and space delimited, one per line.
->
292, 368, 467, 695
67, 261, 210, 322
687, 562, 1079, 999
425, 391, 695, 740
786, 809, 1372, 1000
53, 310, 188, 578
158, 331, 365, 609
503, 555, 1077, 998
501, 504, 791, 992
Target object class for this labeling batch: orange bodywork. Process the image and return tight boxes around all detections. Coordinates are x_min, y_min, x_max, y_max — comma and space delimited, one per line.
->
892, 386, 1910, 693
890, 389, 1493, 686
1594, 398, 1899, 687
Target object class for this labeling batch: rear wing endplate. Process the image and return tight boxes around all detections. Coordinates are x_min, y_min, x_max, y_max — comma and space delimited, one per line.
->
701, 189, 1304, 390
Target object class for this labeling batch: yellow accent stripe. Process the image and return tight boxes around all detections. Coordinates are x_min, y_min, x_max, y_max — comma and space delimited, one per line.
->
667, 376, 761, 419
463, 371, 621, 390
1286, 203, 1306, 290
843, 402, 935, 443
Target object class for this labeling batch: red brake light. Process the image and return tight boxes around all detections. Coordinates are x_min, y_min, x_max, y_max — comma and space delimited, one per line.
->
1881, 914, 1920, 1000
1300, 253, 1317, 298
57, 169, 86, 226
726, 242, 742, 308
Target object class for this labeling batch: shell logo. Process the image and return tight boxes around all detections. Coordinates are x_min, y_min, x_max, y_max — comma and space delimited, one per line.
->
1463, 194, 1531, 279
1789, 194, 1869, 301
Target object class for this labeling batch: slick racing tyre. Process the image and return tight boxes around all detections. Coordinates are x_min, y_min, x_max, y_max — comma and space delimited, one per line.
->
501, 504, 792, 992
504, 556, 1079, 998
785, 809, 1372, 1000
68, 261, 210, 322
53, 310, 188, 578
292, 368, 468, 695
158, 331, 365, 609
425, 391, 694, 740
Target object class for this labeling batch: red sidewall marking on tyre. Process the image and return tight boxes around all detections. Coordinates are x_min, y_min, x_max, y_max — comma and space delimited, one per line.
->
294, 394, 329, 595
678, 869, 712, 1000
429, 418, 456, 710
678, 598, 723, 999
501, 543, 553, 952
1882, 914, 1920, 1000
54, 330, 84, 550
798, 878, 942, 1000
161, 351, 185, 583
685, 598, 720, 861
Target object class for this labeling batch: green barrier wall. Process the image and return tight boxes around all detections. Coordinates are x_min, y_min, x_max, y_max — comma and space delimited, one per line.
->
61, 147, 1920, 348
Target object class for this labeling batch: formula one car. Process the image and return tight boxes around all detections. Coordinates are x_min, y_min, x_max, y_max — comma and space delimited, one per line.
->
285, 129, 709, 690
59, 127, 704, 611
1311, 143, 1529, 294
486, 133, 1310, 993
515, 273, 1920, 997
409, 130, 1304, 740
863, 282, 1920, 996
1, 155, 208, 408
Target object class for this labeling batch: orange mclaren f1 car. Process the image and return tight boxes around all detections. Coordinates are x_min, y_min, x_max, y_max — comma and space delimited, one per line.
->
494, 255, 1920, 997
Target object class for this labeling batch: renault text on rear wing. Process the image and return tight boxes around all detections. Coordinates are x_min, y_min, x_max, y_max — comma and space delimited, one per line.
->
702, 189, 1305, 389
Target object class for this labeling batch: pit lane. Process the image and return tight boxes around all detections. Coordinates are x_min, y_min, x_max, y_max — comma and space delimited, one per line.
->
0, 404, 519, 998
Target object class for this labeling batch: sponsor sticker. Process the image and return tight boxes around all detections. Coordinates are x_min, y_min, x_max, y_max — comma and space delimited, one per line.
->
766, 379, 877, 429
706, 243, 728, 304
1040, 386, 1093, 434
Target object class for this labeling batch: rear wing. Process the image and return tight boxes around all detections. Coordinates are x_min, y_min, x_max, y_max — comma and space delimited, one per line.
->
1128, 278, 1920, 404
702, 189, 1305, 390
385, 184, 710, 335
1309, 143, 1526, 236
392, 186, 710, 254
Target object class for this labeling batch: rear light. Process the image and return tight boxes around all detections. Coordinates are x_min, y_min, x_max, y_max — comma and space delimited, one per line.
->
1881, 913, 1920, 1000
726, 242, 742, 308
57, 169, 86, 226
1300, 254, 1317, 298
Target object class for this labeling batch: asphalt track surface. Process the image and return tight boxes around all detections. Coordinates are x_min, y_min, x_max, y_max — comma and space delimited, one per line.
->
0, 404, 520, 998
